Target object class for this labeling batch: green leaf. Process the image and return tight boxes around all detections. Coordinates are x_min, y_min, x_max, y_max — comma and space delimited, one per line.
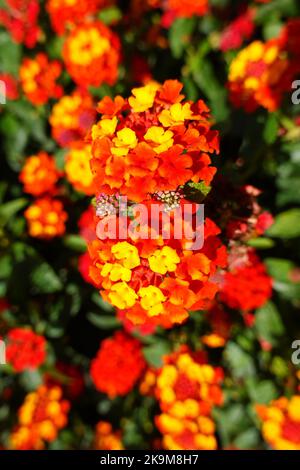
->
92, 292, 115, 313
233, 428, 260, 450
0, 198, 27, 227
247, 237, 275, 249
87, 312, 120, 329
63, 235, 87, 253
215, 404, 250, 447
20, 370, 43, 391
98, 6, 122, 25
30, 262, 63, 294
265, 258, 295, 283
263, 114, 279, 144
190, 48, 229, 122
224, 342, 256, 379
0, 31, 21, 75
270, 356, 289, 378
169, 18, 196, 59
143, 341, 171, 368
255, 302, 285, 345
0, 254, 13, 279
187, 181, 212, 197
267, 209, 300, 239
246, 378, 278, 404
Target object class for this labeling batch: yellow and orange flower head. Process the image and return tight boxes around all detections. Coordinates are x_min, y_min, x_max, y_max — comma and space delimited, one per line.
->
65, 144, 95, 195
46, 0, 110, 35
150, 346, 223, 450
20, 53, 63, 106
88, 212, 227, 328
25, 198, 68, 240
63, 21, 120, 88
90, 80, 219, 202
256, 396, 300, 450
94, 421, 124, 450
19, 152, 61, 197
9, 385, 70, 450
228, 39, 289, 112
49, 89, 96, 148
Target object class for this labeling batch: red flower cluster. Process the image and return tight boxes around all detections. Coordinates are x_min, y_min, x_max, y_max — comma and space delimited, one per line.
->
46, 0, 109, 35
0, 0, 40, 48
150, 0, 209, 19
6, 328, 46, 373
78, 206, 96, 284
90, 331, 146, 398
220, 8, 255, 52
220, 249, 272, 312
166, 0, 208, 18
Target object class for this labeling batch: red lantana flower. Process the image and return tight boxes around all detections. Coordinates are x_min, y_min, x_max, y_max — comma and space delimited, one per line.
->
6, 328, 47, 372
90, 332, 146, 397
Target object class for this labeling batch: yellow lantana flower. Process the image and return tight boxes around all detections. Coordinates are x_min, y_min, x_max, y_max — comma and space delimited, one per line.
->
158, 103, 194, 127
149, 246, 180, 275
108, 282, 138, 309
111, 241, 140, 269
91, 116, 118, 140
128, 83, 160, 113
101, 263, 131, 282
138, 286, 166, 316
111, 128, 138, 156
144, 126, 174, 154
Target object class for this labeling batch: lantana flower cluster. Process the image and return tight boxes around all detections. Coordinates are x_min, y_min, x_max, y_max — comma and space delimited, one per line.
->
228, 20, 300, 112
63, 21, 120, 88
9, 386, 70, 450
88, 80, 227, 327
257, 396, 300, 450
0, 0, 40, 48
46, 0, 109, 35
90, 331, 146, 397
141, 347, 223, 450
90, 80, 219, 201
5, 328, 47, 372
88, 214, 226, 327
20, 152, 68, 240
20, 53, 63, 106
94, 421, 124, 450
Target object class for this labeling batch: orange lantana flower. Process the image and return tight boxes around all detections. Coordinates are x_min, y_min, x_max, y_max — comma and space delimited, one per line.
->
19, 152, 61, 196
9, 385, 70, 450
25, 198, 68, 240
63, 21, 120, 88
49, 89, 96, 148
20, 53, 63, 105
90, 80, 219, 202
